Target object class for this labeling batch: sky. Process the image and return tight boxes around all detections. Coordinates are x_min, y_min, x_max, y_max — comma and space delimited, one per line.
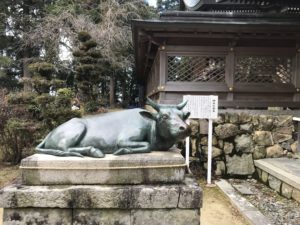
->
147, 0, 157, 7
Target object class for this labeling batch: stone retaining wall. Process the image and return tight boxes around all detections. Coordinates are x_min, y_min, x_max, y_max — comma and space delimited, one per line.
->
189, 112, 298, 176
256, 168, 300, 203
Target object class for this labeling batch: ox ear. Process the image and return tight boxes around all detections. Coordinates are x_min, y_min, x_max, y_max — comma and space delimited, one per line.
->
183, 111, 191, 120
139, 111, 157, 121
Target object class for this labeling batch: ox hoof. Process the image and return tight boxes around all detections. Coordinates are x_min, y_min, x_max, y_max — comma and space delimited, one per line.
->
90, 147, 105, 158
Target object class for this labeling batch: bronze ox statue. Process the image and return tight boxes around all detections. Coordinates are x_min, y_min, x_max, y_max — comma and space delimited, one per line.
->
36, 98, 191, 158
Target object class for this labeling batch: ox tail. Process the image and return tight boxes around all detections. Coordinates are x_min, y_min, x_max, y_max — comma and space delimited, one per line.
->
35, 133, 82, 157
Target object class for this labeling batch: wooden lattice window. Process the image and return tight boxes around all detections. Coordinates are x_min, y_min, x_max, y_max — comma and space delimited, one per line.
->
234, 56, 292, 84
167, 55, 226, 82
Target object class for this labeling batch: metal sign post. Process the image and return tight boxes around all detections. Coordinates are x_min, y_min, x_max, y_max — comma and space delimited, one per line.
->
185, 119, 190, 167
207, 118, 213, 184
183, 95, 218, 185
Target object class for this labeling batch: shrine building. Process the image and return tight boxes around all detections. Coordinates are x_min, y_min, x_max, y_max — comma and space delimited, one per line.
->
132, 0, 300, 108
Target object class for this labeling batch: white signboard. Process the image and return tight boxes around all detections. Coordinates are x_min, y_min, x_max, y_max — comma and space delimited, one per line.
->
183, 95, 218, 185
183, 95, 218, 119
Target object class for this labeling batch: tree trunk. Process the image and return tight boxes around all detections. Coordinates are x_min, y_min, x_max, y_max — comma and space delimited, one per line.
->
121, 79, 127, 107
109, 76, 115, 108
22, 1, 32, 92
23, 57, 32, 91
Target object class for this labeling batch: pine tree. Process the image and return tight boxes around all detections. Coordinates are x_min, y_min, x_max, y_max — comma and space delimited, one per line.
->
73, 31, 105, 112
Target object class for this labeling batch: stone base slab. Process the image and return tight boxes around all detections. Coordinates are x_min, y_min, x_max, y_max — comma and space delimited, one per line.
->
1, 176, 202, 225
0, 177, 201, 209
3, 208, 200, 225
20, 151, 186, 185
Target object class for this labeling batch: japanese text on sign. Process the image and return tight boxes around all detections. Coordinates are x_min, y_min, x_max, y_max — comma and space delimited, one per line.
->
183, 95, 218, 119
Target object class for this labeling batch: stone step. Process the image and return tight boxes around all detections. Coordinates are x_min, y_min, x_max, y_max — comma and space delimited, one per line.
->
20, 150, 186, 185
254, 158, 300, 202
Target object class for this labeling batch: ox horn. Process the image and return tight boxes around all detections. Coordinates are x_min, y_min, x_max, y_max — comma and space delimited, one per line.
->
177, 100, 188, 110
146, 97, 160, 112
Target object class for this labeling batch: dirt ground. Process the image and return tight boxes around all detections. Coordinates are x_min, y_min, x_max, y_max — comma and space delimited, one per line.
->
0, 165, 250, 225
0, 164, 20, 225
0, 164, 20, 188
199, 179, 251, 225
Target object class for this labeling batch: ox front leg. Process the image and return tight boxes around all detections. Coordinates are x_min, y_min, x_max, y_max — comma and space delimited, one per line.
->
114, 141, 150, 155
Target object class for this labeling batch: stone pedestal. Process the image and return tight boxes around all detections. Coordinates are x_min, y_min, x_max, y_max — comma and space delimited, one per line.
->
1, 151, 202, 225
21, 151, 186, 185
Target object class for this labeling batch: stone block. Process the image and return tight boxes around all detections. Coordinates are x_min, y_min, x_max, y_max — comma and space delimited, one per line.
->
266, 144, 284, 158
200, 136, 218, 146
240, 123, 253, 133
253, 131, 273, 146
191, 138, 198, 157
190, 120, 199, 137
257, 115, 274, 131
253, 146, 266, 160
280, 142, 292, 151
272, 132, 292, 144
274, 126, 294, 135
202, 146, 223, 158
223, 142, 234, 155
225, 154, 255, 176
178, 176, 203, 208
131, 209, 200, 225
281, 183, 293, 199
228, 113, 239, 123
130, 186, 179, 208
268, 175, 282, 193
73, 209, 130, 225
234, 134, 254, 153
199, 119, 208, 134
215, 123, 239, 139
218, 139, 224, 149
215, 161, 226, 176
255, 168, 262, 180
3, 208, 72, 225
214, 115, 224, 124
21, 151, 186, 185
291, 141, 298, 154
292, 188, 300, 203
274, 115, 293, 127
261, 171, 268, 184
239, 113, 252, 123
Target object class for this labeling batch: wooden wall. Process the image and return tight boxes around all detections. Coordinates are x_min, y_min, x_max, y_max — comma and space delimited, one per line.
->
146, 44, 300, 108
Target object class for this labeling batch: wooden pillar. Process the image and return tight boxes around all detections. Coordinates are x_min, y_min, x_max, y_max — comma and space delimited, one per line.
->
158, 47, 166, 103
225, 47, 235, 102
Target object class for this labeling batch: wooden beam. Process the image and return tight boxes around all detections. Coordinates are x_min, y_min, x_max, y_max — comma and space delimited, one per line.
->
235, 47, 296, 56
153, 32, 300, 40
165, 82, 228, 92
164, 82, 296, 93
233, 84, 296, 93
219, 101, 300, 108
164, 45, 229, 52
159, 99, 300, 108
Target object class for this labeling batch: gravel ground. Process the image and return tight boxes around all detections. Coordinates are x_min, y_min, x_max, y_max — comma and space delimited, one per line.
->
228, 179, 300, 225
